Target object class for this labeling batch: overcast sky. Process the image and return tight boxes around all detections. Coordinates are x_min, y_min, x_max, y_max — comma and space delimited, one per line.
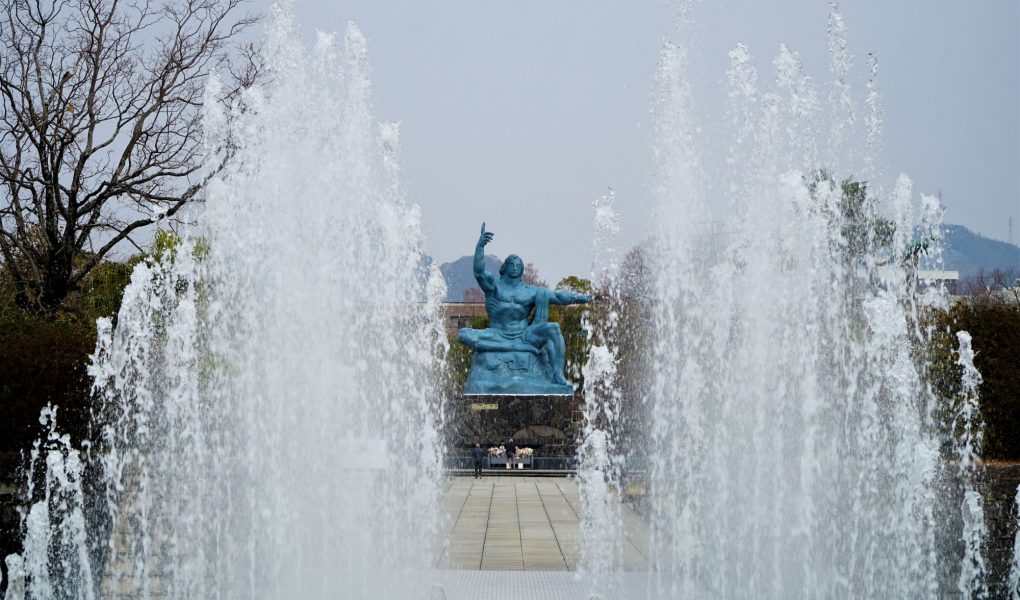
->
253, 0, 1020, 283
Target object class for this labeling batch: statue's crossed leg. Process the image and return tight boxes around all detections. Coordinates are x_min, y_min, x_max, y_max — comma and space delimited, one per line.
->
458, 327, 539, 356
459, 322, 569, 386
523, 322, 569, 386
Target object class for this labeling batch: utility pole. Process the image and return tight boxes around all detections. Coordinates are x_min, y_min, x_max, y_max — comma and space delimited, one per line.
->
1011, 217, 1018, 279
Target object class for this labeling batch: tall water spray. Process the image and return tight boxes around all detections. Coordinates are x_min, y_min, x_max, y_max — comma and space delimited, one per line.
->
576, 191, 625, 597
1009, 484, 1020, 599
4, 9, 447, 599
644, 4, 985, 597
954, 332, 989, 597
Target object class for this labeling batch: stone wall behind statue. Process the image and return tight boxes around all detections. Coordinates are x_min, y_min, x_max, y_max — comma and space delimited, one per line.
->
445, 394, 582, 458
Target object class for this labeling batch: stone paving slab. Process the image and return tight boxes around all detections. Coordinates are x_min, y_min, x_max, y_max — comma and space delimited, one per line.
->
430, 571, 653, 600
437, 476, 649, 573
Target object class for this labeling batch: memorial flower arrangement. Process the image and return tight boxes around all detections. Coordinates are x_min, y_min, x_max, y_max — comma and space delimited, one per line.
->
488, 446, 505, 456
515, 447, 533, 458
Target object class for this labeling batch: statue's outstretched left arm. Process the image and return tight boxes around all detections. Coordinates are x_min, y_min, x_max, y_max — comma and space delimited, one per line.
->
550, 290, 592, 305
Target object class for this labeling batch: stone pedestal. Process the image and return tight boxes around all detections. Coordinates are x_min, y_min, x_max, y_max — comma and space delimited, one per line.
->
463, 350, 574, 395
446, 394, 582, 458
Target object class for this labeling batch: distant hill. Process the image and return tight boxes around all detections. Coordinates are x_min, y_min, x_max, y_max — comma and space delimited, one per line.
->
941, 225, 1020, 279
439, 254, 502, 302
431, 225, 1018, 299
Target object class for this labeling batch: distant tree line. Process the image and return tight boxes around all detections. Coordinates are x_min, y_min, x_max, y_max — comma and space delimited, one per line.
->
952, 268, 1020, 307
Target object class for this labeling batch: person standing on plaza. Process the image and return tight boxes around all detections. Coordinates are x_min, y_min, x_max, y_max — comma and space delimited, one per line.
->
505, 437, 517, 470
471, 443, 484, 479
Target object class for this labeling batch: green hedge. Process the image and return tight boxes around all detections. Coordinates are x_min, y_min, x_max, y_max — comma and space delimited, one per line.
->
951, 304, 1020, 460
0, 313, 96, 452
0, 260, 133, 451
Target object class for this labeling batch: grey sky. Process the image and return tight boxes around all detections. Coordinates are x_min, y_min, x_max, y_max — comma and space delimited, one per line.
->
260, 0, 1019, 284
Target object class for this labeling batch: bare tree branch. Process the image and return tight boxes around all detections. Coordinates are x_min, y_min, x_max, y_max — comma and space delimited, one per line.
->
0, 0, 261, 314
957, 268, 1020, 309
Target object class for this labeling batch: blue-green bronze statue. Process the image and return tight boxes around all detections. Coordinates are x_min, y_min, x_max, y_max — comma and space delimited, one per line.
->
459, 223, 591, 395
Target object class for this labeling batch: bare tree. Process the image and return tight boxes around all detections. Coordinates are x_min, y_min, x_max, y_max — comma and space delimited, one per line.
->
957, 268, 1020, 308
522, 262, 546, 288
462, 287, 484, 303
0, 0, 259, 314
619, 240, 653, 301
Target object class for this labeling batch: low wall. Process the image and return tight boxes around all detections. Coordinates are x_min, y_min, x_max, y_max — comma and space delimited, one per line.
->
445, 394, 583, 460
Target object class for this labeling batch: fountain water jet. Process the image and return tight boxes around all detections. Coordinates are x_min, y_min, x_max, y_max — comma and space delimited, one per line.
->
643, 4, 987, 598
1009, 484, 1020, 598
577, 190, 626, 597
954, 332, 989, 597
4, 8, 447, 599
3, 407, 95, 600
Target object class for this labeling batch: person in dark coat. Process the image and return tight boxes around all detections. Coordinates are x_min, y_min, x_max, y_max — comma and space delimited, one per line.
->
471, 443, 484, 479
505, 437, 517, 470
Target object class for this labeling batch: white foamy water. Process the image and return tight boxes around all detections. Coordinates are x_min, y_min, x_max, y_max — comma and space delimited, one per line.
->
954, 331, 989, 598
576, 191, 625, 598
1008, 483, 1020, 599
643, 4, 986, 598
4, 8, 447, 599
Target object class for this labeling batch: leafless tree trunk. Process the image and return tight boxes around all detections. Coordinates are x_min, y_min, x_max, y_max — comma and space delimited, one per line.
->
0, 0, 259, 314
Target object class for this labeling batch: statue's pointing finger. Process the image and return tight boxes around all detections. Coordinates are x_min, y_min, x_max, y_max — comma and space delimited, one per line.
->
479, 222, 494, 246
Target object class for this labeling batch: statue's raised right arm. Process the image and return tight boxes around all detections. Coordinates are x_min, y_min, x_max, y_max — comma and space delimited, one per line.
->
474, 222, 497, 292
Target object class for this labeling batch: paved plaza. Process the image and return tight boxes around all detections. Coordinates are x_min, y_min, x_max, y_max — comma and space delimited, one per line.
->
436, 476, 649, 571
432, 476, 652, 598
430, 570, 654, 600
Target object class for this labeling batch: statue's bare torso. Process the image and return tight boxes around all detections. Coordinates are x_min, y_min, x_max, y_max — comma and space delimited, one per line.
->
485, 283, 538, 338
457, 224, 591, 387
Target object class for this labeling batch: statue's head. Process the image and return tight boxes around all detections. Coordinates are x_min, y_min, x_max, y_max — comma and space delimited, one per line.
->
499, 255, 524, 279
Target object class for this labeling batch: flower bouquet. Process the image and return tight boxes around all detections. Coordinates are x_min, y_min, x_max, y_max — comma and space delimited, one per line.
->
514, 447, 533, 469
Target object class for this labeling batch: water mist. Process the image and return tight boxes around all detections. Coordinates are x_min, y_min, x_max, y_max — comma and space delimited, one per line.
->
576, 191, 625, 597
644, 4, 986, 598
4, 10, 447, 600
